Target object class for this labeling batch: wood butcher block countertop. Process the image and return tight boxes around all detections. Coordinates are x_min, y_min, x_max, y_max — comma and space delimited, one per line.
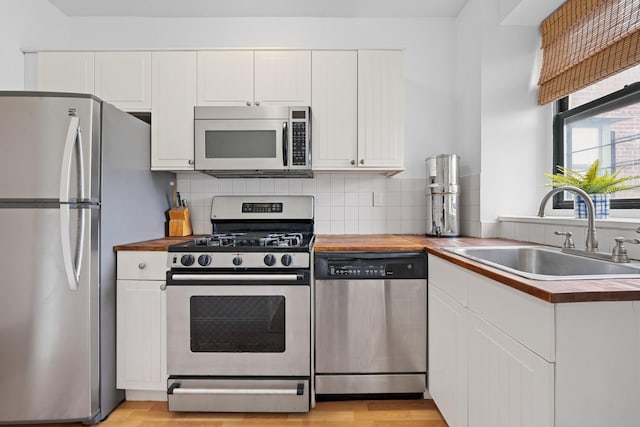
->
115, 234, 640, 303
113, 236, 194, 251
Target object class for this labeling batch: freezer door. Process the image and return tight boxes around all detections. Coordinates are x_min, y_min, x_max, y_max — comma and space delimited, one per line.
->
0, 93, 100, 202
0, 205, 100, 423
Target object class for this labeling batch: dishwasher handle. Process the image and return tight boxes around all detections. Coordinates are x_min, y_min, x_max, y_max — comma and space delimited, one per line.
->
316, 251, 424, 263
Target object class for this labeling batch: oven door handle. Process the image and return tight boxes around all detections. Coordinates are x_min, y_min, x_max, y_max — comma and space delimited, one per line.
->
170, 273, 304, 281
170, 384, 304, 396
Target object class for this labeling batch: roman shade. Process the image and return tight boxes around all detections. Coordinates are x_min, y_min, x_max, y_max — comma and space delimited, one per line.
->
537, 0, 640, 105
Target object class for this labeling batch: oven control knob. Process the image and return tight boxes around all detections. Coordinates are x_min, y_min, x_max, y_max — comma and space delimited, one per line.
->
281, 254, 293, 266
181, 254, 195, 266
232, 256, 243, 266
264, 254, 276, 266
198, 254, 212, 266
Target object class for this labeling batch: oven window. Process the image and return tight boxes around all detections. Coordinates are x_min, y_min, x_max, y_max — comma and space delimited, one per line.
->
205, 130, 276, 158
190, 296, 285, 353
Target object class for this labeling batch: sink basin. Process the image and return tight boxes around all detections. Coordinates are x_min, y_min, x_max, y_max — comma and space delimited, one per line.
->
443, 246, 640, 280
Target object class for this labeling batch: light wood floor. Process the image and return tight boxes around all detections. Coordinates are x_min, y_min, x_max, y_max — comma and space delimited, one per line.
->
24, 399, 448, 427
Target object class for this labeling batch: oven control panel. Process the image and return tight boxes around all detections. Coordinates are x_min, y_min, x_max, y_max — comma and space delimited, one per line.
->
241, 202, 283, 213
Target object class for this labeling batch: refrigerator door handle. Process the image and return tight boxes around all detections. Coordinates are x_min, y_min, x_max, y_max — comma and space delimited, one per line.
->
60, 205, 82, 291
59, 116, 86, 202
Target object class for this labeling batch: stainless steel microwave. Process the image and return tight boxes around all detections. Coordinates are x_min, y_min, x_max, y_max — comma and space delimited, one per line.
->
194, 106, 312, 178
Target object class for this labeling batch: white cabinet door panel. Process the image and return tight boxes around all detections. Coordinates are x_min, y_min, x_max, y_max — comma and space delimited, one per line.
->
357, 50, 403, 168
95, 52, 151, 111
311, 51, 358, 168
116, 280, 167, 390
255, 51, 311, 105
37, 51, 94, 94
428, 285, 468, 427
151, 51, 196, 170
468, 313, 554, 427
197, 51, 254, 106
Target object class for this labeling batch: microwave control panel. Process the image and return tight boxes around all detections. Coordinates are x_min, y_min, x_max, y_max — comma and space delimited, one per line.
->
292, 122, 307, 166
290, 108, 309, 166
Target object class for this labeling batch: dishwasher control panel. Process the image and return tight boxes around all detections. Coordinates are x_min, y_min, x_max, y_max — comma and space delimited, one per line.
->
315, 252, 426, 280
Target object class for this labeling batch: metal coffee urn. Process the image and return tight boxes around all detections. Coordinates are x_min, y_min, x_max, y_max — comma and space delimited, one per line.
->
425, 154, 460, 236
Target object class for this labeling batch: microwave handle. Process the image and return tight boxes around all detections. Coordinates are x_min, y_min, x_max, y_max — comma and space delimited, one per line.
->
282, 121, 288, 167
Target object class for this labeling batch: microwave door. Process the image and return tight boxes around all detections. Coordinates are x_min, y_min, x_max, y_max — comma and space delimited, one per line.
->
195, 119, 285, 171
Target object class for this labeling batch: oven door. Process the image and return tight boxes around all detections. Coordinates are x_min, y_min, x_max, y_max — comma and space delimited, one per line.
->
166, 282, 310, 377
194, 119, 286, 171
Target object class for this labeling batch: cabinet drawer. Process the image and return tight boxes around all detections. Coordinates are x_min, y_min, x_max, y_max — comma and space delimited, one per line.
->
468, 273, 555, 362
117, 251, 168, 280
428, 255, 471, 306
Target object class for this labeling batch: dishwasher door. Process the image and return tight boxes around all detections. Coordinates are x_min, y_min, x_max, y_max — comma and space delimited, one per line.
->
315, 277, 427, 375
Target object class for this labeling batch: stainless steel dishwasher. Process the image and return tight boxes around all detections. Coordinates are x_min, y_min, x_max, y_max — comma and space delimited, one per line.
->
314, 251, 427, 395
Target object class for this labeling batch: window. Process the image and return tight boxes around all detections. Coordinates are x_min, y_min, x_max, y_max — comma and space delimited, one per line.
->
553, 64, 640, 210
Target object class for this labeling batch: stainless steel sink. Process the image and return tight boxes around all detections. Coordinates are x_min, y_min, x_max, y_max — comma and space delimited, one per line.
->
443, 246, 640, 280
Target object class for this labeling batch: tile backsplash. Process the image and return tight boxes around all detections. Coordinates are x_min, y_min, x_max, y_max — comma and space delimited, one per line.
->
176, 172, 429, 235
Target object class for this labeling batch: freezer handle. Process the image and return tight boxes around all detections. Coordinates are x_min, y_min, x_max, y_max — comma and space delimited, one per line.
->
59, 115, 85, 202
60, 205, 85, 291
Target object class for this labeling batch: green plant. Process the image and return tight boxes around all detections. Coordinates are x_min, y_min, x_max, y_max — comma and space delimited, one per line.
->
545, 159, 640, 194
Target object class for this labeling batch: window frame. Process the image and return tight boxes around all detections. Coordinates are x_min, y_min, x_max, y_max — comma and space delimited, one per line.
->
552, 81, 640, 210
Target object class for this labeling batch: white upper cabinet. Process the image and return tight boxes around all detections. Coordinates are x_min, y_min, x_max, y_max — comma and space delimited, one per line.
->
37, 51, 95, 94
151, 51, 197, 171
311, 50, 404, 172
95, 52, 152, 111
357, 50, 404, 169
311, 50, 358, 169
197, 51, 254, 106
197, 50, 311, 107
254, 51, 311, 106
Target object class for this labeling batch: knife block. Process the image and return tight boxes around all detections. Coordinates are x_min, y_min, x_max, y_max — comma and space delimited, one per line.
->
167, 207, 192, 237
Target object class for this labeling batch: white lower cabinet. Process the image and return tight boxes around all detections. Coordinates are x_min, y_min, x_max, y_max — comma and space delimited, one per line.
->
430, 255, 553, 427
116, 251, 168, 400
429, 254, 553, 427
429, 255, 640, 427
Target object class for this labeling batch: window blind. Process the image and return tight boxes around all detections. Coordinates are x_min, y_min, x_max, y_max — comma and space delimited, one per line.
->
537, 0, 640, 105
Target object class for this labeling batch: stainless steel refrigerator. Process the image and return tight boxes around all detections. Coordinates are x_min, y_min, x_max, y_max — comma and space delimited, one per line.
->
0, 92, 172, 424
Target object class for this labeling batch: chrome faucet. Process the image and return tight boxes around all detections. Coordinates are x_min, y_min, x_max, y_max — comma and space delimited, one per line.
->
538, 186, 598, 252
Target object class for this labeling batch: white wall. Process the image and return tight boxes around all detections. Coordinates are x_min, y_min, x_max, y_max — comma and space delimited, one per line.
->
456, 0, 553, 237
0, 0, 68, 89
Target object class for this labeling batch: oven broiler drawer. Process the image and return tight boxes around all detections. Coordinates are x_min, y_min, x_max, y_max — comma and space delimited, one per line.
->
167, 377, 310, 413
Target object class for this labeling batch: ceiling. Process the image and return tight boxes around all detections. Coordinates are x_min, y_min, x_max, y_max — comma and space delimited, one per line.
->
48, 0, 469, 18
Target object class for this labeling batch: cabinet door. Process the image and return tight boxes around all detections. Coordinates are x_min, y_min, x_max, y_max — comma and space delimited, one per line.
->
429, 285, 468, 427
151, 51, 197, 170
357, 50, 404, 168
468, 313, 554, 427
116, 280, 166, 391
95, 51, 151, 111
37, 51, 94, 94
197, 51, 254, 106
255, 51, 311, 106
311, 51, 358, 169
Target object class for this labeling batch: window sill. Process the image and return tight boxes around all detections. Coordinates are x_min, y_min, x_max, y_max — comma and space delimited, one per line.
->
499, 215, 640, 231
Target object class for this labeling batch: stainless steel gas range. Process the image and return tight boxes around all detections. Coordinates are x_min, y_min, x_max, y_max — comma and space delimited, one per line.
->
165, 195, 314, 413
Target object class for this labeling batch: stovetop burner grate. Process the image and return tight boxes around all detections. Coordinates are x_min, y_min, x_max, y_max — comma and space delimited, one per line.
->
193, 232, 307, 249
